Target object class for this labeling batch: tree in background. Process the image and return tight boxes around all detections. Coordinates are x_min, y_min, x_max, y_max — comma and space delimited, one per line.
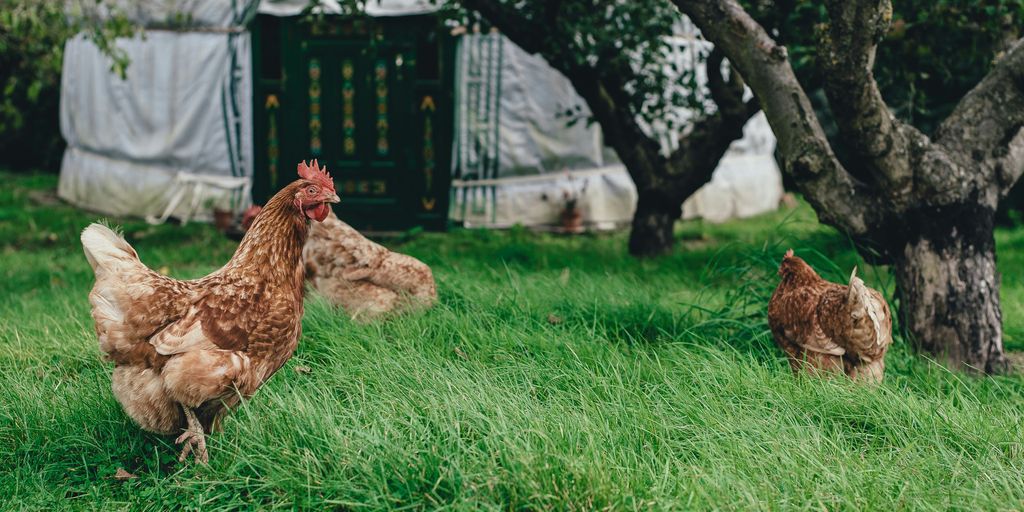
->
748, 0, 1021, 134
0, 2, 76, 171
458, 0, 760, 257
678, 0, 1024, 372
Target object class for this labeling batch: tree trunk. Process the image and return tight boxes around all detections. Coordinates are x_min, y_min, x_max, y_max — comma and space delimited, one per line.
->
628, 191, 680, 257
893, 206, 1008, 373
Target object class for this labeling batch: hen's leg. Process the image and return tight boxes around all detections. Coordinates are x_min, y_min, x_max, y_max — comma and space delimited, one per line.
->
848, 359, 886, 383
162, 349, 251, 463
175, 406, 208, 464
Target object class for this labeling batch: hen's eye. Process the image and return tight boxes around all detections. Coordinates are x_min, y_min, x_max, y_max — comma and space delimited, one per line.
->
307, 186, 318, 194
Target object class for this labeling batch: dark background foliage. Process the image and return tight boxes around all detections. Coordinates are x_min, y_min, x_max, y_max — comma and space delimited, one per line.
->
0, 1, 76, 171
0, 0, 132, 172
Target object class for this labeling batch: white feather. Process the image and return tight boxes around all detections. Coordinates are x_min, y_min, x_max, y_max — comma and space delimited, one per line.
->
81, 223, 139, 275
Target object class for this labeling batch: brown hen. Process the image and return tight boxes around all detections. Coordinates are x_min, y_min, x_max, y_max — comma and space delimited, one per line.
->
303, 210, 437, 321
81, 160, 339, 463
767, 249, 893, 382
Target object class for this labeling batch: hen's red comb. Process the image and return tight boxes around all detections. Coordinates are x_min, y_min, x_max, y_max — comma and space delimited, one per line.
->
297, 159, 335, 192
784, 248, 794, 258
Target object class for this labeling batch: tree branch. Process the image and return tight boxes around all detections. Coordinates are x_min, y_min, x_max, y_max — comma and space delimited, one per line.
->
705, 46, 752, 118
565, 61, 666, 190
674, 0, 885, 237
664, 47, 758, 200
818, 0, 921, 202
936, 37, 1024, 195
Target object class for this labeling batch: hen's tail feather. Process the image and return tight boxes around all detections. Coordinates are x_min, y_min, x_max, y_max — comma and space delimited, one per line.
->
81, 223, 141, 274
847, 275, 886, 348
82, 223, 161, 355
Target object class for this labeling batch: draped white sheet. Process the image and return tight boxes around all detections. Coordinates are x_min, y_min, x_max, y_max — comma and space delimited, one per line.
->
58, 31, 252, 221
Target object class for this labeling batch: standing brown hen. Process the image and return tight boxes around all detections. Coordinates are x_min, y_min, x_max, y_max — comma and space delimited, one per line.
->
81, 160, 339, 463
767, 249, 893, 382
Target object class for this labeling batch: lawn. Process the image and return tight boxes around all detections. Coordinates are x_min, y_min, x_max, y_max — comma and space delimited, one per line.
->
2, 171, 1023, 510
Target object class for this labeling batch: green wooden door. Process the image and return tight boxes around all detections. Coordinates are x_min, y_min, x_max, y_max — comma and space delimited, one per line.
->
301, 40, 415, 230
252, 15, 453, 232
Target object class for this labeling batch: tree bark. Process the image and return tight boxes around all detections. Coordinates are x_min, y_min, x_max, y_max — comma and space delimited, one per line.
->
819, 0, 922, 204
629, 190, 680, 257
893, 206, 1007, 373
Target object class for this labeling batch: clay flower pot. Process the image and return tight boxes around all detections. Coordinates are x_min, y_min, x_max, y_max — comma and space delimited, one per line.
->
213, 209, 234, 232
560, 204, 583, 233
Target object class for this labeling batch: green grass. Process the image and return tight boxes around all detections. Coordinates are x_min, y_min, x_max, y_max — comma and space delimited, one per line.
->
1, 171, 1023, 510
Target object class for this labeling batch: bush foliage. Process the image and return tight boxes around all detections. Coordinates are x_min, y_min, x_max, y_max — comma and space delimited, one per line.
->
0, 0, 132, 172
0, 1, 76, 171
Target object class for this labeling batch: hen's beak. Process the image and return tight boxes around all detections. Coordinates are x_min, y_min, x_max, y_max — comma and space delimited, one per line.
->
325, 193, 341, 204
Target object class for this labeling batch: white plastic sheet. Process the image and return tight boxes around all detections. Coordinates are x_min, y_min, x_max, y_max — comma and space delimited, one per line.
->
58, 31, 252, 221
257, 0, 439, 17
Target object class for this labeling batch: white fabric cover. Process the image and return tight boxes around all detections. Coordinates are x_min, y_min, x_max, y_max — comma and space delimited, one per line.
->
681, 116, 785, 223
452, 166, 636, 229
258, 0, 438, 17
450, 31, 783, 229
72, 0, 257, 29
494, 39, 608, 175
58, 31, 252, 222
453, 149, 784, 230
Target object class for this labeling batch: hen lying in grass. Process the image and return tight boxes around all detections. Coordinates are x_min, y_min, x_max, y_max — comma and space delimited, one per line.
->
242, 207, 437, 321
768, 249, 893, 382
303, 210, 436, 321
81, 160, 339, 463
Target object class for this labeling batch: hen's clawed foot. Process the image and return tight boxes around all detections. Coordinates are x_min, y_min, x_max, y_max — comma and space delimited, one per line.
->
176, 407, 208, 464
176, 429, 207, 463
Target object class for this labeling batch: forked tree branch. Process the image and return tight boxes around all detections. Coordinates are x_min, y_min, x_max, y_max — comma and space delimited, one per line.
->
664, 47, 759, 200
674, 0, 886, 236
936, 37, 1024, 195
462, 0, 759, 203
819, 0, 923, 202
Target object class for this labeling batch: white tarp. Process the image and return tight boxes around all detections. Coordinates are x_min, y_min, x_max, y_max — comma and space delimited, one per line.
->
451, 166, 637, 230
58, 31, 252, 222
69, 0, 258, 29
450, 30, 783, 229
257, 0, 439, 17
